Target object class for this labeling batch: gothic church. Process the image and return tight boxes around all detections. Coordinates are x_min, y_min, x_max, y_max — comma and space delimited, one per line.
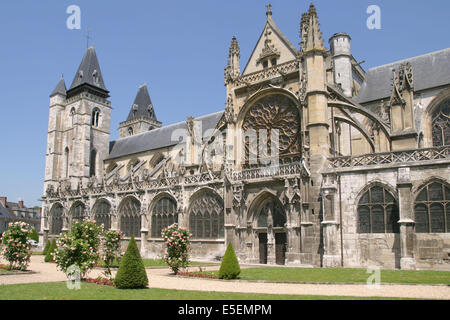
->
41, 4, 450, 270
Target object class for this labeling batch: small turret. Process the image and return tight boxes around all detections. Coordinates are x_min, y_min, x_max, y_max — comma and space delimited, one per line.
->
119, 84, 162, 138
50, 76, 67, 98
329, 33, 353, 97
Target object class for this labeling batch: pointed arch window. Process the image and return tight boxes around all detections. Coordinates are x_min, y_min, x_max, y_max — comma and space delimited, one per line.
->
71, 202, 85, 223
128, 127, 134, 136
188, 192, 224, 239
357, 186, 399, 233
257, 199, 286, 228
64, 147, 70, 178
50, 204, 64, 235
415, 182, 449, 233
151, 197, 178, 237
432, 99, 450, 147
93, 200, 111, 230
90, 149, 97, 177
70, 108, 76, 126
91, 108, 100, 127
120, 197, 141, 237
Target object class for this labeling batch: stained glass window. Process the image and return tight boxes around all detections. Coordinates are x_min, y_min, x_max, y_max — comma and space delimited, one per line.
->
432, 101, 450, 147
93, 200, 111, 230
71, 202, 85, 223
151, 197, 177, 237
50, 204, 63, 235
357, 186, 399, 233
415, 182, 449, 233
257, 199, 286, 228
120, 197, 141, 237
189, 192, 224, 239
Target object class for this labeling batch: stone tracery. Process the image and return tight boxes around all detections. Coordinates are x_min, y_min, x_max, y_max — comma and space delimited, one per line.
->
242, 94, 301, 166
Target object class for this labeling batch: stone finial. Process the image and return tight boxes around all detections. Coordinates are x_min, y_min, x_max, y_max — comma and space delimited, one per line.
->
266, 4, 272, 16
225, 36, 241, 84
300, 3, 325, 52
228, 36, 240, 59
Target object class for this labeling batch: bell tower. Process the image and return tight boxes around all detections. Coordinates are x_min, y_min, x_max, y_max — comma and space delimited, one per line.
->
44, 46, 111, 195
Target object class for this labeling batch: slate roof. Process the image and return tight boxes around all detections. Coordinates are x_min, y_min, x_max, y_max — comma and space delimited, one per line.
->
0, 202, 40, 220
107, 111, 224, 160
126, 84, 158, 122
0, 203, 12, 218
50, 77, 67, 97
356, 48, 450, 104
68, 46, 108, 92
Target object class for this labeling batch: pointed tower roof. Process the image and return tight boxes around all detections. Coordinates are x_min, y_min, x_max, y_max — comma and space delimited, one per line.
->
242, 5, 298, 75
50, 76, 67, 97
68, 46, 108, 94
126, 84, 158, 122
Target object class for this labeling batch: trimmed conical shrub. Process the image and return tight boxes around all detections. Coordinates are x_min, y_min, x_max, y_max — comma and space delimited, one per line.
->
30, 229, 39, 242
114, 237, 148, 289
42, 240, 51, 255
219, 243, 241, 280
45, 239, 56, 262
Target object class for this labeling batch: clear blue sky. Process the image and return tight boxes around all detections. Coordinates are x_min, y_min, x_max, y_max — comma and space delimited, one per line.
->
0, 0, 449, 207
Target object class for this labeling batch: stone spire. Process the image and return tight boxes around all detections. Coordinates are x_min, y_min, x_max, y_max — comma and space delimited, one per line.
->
126, 83, 158, 122
225, 36, 241, 84
119, 83, 162, 138
68, 46, 109, 97
50, 76, 67, 97
300, 3, 325, 53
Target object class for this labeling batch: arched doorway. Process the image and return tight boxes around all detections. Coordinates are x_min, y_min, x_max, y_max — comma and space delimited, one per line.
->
254, 195, 287, 265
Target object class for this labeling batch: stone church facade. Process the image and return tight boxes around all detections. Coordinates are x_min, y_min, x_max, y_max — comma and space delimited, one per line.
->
40, 4, 450, 270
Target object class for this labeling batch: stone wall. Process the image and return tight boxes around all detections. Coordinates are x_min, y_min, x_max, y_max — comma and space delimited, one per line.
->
338, 163, 450, 270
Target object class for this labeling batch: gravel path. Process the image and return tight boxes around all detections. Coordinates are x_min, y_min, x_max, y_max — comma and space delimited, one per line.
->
1, 256, 449, 299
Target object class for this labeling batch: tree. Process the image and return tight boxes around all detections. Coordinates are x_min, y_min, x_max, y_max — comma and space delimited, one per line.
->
1, 222, 33, 270
100, 229, 123, 280
218, 243, 241, 280
30, 228, 39, 242
43, 240, 50, 255
45, 239, 56, 262
114, 237, 148, 289
53, 220, 102, 279
162, 223, 191, 274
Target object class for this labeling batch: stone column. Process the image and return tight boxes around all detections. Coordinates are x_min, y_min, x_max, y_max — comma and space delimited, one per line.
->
266, 205, 276, 265
285, 199, 302, 264
62, 204, 69, 233
39, 204, 49, 247
321, 174, 340, 267
110, 196, 119, 231
397, 168, 416, 270
140, 208, 149, 258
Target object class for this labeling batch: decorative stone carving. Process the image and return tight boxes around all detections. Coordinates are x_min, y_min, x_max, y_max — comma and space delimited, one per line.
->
242, 94, 301, 164
186, 116, 195, 139
232, 184, 244, 208
224, 95, 236, 124
284, 178, 301, 205
257, 27, 280, 65
390, 62, 414, 106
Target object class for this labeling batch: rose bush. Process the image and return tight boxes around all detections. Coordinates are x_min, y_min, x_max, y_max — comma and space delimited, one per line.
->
53, 219, 103, 279
0, 222, 33, 270
100, 229, 123, 279
162, 223, 192, 274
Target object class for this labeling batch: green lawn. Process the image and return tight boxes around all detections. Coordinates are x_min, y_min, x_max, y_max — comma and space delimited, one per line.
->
220, 267, 450, 285
0, 282, 414, 300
